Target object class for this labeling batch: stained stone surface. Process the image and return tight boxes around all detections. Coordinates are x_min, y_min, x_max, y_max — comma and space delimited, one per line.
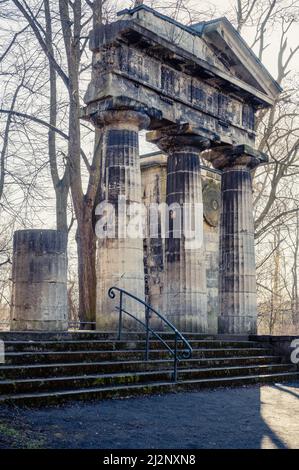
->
10, 230, 68, 331
145, 128, 211, 332
219, 166, 256, 333
141, 153, 167, 327
164, 149, 207, 331
141, 152, 220, 333
207, 146, 268, 334
202, 175, 221, 333
94, 111, 150, 330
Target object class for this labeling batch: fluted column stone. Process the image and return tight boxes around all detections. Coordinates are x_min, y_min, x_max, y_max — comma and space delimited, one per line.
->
147, 127, 210, 332
93, 109, 150, 330
207, 145, 268, 334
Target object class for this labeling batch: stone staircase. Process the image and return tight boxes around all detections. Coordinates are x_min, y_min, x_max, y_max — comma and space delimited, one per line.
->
0, 331, 298, 406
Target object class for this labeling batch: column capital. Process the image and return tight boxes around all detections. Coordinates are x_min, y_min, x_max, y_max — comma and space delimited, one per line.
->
146, 123, 219, 153
204, 144, 268, 171
92, 109, 151, 130
81, 97, 160, 130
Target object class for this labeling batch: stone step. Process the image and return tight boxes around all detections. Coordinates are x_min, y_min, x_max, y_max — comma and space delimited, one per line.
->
0, 356, 282, 379
1, 371, 299, 407
0, 364, 294, 395
3, 347, 274, 365
0, 331, 250, 342
0, 332, 294, 406
2, 339, 264, 352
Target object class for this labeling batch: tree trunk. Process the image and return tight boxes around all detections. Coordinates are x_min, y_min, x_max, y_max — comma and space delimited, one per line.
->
76, 202, 97, 328
55, 183, 69, 232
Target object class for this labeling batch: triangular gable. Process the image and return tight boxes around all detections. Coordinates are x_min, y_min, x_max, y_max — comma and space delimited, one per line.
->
192, 17, 281, 100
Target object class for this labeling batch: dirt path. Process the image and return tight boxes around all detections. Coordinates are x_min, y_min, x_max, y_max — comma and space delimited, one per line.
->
0, 382, 298, 449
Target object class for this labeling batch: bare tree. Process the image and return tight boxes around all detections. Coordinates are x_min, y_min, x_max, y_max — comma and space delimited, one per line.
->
0, 0, 109, 325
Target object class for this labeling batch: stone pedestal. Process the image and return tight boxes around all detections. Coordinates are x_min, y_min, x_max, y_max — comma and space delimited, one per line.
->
94, 109, 150, 330
207, 145, 268, 334
10, 230, 68, 331
147, 127, 210, 332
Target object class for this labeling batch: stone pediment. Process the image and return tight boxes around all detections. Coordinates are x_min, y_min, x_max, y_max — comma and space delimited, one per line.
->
191, 17, 281, 101
113, 5, 281, 106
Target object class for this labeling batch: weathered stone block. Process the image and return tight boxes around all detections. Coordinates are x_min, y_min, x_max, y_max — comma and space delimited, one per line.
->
10, 230, 68, 331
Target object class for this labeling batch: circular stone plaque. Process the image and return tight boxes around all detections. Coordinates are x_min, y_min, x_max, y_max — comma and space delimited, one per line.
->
202, 180, 221, 227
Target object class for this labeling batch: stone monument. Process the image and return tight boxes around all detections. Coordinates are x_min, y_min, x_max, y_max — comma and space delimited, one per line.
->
83, 5, 281, 333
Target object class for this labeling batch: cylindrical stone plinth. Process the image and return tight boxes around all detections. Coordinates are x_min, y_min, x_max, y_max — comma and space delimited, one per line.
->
10, 230, 68, 331
163, 148, 208, 332
208, 146, 267, 334
95, 110, 150, 330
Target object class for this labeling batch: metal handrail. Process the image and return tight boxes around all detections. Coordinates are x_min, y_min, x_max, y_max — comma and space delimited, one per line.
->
108, 286, 193, 382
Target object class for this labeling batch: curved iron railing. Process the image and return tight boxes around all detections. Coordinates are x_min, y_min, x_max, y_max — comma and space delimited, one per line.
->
108, 286, 192, 382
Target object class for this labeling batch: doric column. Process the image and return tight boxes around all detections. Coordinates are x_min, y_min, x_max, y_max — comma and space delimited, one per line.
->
92, 108, 150, 330
147, 126, 210, 332
207, 145, 268, 334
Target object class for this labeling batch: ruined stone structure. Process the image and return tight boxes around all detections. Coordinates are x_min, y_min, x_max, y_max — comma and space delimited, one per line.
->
10, 230, 68, 331
83, 5, 281, 334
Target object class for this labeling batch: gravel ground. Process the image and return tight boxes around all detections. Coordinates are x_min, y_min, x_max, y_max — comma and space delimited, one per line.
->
0, 382, 298, 449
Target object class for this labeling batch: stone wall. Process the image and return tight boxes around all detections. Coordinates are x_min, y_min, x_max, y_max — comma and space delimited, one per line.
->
250, 335, 299, 367
141, 152, 220, 333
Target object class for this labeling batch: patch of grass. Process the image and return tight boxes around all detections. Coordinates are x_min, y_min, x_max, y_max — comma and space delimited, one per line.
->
0, 420, 45, 449
0, 423, 21, 439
